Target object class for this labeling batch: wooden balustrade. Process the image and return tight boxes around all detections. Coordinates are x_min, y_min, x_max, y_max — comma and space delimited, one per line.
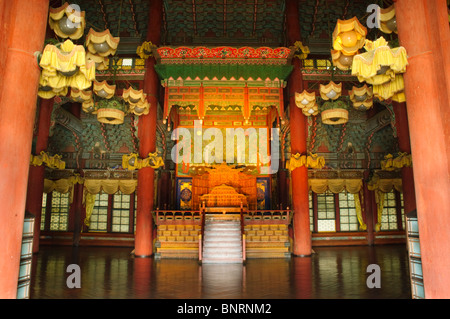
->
243, 209, 292, 222
153, 209, 202, 224
154, 208, 293, 224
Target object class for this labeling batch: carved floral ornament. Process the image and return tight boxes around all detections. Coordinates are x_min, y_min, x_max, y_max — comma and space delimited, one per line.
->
122, 152, 165, 171
136, 41, 156, 59
380, 152, 412, 171
30, 151, 66, 170
285, 153, 326, 171
292, 41, 310, 60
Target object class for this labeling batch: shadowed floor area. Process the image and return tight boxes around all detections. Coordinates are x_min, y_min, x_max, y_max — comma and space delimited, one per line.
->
30, 244, 411, 299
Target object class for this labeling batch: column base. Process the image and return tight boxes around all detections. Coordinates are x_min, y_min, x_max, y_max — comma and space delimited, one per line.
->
134, 254, 154, 258
292, 253, 312, 258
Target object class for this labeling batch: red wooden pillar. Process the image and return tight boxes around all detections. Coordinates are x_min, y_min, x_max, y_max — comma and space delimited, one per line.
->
363, 173, 375, 245
285, 0, 311, 256
0, 0, 49, 298
277, 167, 288, 209
392, 101, 416, 215
134, 0, 163, 257
158, 171, 171, 209
395, 0, 450, 298
68, 103, 84, 246
25, 98, 54, 253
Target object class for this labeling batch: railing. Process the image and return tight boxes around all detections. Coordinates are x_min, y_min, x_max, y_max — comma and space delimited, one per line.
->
153, 209, 202, 224
199, 202, 206, 262
242, 234, 246, 263
198, 234, 202, 262
243, 209, 292, 222
240, 202, 246, 262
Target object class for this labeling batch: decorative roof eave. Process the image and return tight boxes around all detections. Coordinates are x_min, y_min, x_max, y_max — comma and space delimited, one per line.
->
301, 68, 358, 82
154, 46, 293, 66
154, 63, 293, 85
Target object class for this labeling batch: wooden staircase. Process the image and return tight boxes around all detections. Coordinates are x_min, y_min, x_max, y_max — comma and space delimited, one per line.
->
201, 214, 243, 264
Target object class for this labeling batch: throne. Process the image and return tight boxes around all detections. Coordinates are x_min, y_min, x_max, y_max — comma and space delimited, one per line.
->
200, 184, 248, 213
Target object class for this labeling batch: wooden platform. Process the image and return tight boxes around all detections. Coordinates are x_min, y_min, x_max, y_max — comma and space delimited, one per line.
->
155, 224, 201, 259
244, 224, 291, 259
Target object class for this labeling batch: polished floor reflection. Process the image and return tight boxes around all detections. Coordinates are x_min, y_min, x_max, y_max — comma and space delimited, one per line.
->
30, 245, 411, 299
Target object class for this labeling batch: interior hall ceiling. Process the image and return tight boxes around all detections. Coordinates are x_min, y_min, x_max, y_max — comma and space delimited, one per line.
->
67, 0, 379, 53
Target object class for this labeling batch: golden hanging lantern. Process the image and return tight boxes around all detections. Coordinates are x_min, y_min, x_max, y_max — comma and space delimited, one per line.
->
85, 28, 120, 57
38, 86, 68, 99
379, 5, 397, 34
122, 87, 146, 104
48, 2, 86, 40
93, 80, 116, 99
302, 103, 319, 117
82, 99, 97, 114
129, 99, 150, 116
295, 90, 316, 109
70, 88, 92, 103
352, 37, 408, 85
332, 17, 367, 56
320, 81, 342, 100
331, 50, 354, 71
122, 87, 150, 116
352, 37, 408, 101
86, 52, 109, 70
38, 39, 95, 99
350, 85, 374, 111
372, 74, 406, 102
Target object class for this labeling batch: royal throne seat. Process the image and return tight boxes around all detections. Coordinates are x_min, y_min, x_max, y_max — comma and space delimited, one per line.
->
200, 184, 248, 213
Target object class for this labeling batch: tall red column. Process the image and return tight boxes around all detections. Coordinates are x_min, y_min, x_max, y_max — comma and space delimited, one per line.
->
392, 102, 416, 215
395, 0, 450, 298
25, 98, 54, 253
134, 0, 163, 257
285, 0, 311, 256
0, 0, 49, 298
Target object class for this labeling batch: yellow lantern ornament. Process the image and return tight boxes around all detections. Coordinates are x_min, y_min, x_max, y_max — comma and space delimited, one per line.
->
332, 17, 367, 56
331, 50, 354, 71
122, 87, 150, 116
302, 103, 319, 117
350, 85, 374, 111
93, 80, 116, 99
38, 39, 95, 99
71, 88, 92, 103
352, 37, 408, 102
85, 29, 120, 57
379, 5, 398, 34
320, 81, 342, 101
48, 2, 86, 40
295, 90, 316, 109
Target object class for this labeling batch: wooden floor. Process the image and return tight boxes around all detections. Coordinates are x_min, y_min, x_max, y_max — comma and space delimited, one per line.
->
30, 244, 412, 299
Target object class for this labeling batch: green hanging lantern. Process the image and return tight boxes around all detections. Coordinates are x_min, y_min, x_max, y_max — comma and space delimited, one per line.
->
321, 100, 348, 125
96, 97, 125, 125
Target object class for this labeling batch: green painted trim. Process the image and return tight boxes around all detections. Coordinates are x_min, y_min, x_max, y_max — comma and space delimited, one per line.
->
154, 63, 294, 82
